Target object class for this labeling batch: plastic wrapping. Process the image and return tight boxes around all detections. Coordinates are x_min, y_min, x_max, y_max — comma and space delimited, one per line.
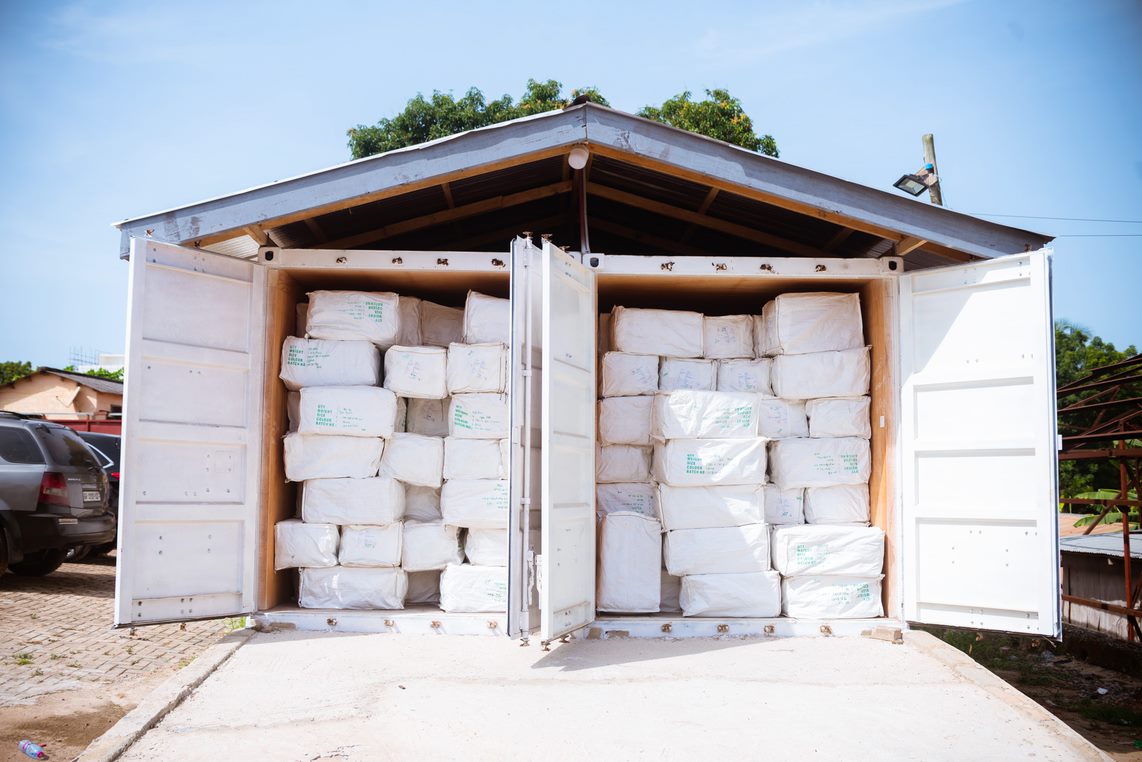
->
782, 575, 883, 618
652, 391, 760, 440
806, 397, 872, 438
301, 477, 405, 526
397, 296, 422, 347
305, 290, 401, 348
771, 348, 870, 399
443, 437, 507, 480
464, 528, 508, 567
463, 291, 510, 344
406, 397, 450, 437
440, 479, 509, 528
597, 513, 663, 613
279, 338, 380, 391
653, 438, 767, 487
383, 346, 449, 399
764, 484, 805, 525
659, 358, 717, 392
338, 524, 403, 568
274, 520, 338, 570
702, 315, 754, 359
663, 524, 770, 575
378, 433, 444, 488
596, 445, 652, 483
760, 292, 864, 356
439, 563, 508, 613
804, 484, 870, 524
283, 433, 383, 481
770, 524, 885, 577
596, 482, 659, 519
405, 570, 441, 605
601, 352, 659, 397
448, 393, 509, 439
420, 301, 464, 348
657, 484, 763, 530
756, 398, 809, 439
447, 342, 508, 394
401, 521, 463, 571
598, 396, 654, 446
297, 386, 398, 438
299, 567, 408, 610
716, 358, 772, 395
768, 437, 871, 488
681, 571, 782, 617
404, 485, 442, 522
611, 306, 704, 358
660, 571, 682, 613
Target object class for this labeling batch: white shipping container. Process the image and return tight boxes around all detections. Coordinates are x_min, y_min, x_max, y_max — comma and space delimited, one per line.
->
596, 482, 659, 519
659, 358, 717, 392
653, 438, 767, 487
383, 346, 449, 399
439, 563, 508, 613
300, 567, 408, 610
657, 484, 763, 530
652, 390, 761, 440
716, 358, 772, 395
448, 393, 509, 439
756, 398, 809, 440
806, 397, 872, 439
600, 352, 658, 397
463, 291, 511, 345
771, 347, 870, 399
279, 337, 380, 390
596, 513, 662, 613
406, 397, 450, 437
443, 437, 507, 480
420, 301, 464, 348
598, 396, 653, 446
401, 521, 463, 571
282, 433, 383, 481
782, 575, 884, 619
447, 342, 508, 394
703, 315, 754, 359
805, 484, 871, 524
339, 524, 403, 568
305, 290, 402, 348
680, 571, 782, 617
274, 520, 338, 570
378, 433, 444, 488
770, 524, 885, 577
297, 386, 398, 438
611, 306, 704, 358
464, 528, 508, 567
760, 292, 864, 356
440, 479, 510, 528
301, 477, 405, 526
764, 484, 805, 525
664, 524, 771, 576
768, 437, 871, 488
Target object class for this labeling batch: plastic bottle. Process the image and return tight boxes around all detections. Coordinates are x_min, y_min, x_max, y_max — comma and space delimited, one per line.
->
19, 740, 46, 759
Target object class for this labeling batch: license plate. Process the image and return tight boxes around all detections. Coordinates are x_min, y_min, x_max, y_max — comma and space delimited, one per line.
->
83, 490, 101, 502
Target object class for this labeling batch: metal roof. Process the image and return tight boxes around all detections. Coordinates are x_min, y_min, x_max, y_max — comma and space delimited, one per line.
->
1060, 533, 1142, 560
34, 367, 124, 395
115, 103, 1053, 265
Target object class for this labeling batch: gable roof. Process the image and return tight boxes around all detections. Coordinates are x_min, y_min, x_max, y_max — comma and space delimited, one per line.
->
115, 103, 1052, 267
4, 368, 125, 395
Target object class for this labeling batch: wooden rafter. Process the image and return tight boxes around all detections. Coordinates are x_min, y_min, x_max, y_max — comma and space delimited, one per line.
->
244, 225, 271, 246
302, 218, 327, 243
680, 187, 721, 243
895, 236, 928, 256
823, 227, 854, 251
441, 182, 456, 209
590, 218, 704, 257
434, 214, 567, 251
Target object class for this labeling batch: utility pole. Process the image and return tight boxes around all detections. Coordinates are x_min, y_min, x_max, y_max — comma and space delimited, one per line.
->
921, 133, 943, 206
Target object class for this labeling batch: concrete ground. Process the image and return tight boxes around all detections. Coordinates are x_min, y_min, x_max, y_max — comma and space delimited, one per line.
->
113, 629, 1104, 761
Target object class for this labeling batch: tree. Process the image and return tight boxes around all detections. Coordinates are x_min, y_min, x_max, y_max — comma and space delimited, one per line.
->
63, 364, 124, 383
0, 361, 33, 386
347, 80, 776, 159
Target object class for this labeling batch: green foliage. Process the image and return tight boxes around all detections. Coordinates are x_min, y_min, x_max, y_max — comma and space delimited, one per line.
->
0, 360, 33, 386
638, 88, 778, 157
62, 364, 124, 382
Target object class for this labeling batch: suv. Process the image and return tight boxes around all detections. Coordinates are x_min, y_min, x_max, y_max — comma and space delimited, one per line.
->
76, 431, 121, 556
0, 413, 116, 576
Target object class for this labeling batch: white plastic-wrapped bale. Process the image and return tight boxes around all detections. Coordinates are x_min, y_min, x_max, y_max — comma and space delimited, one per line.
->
681, 571, 782, 617
611, 306, 704, 358
464, 528, 508, 566
660, 571, 682, 613
301, 477, 405, 525
446, 342, 508, 394
378, 433, 444, 488
652, 391, 760, 440
279, 338, 380, 390
338, 524, 403, 568
297, 386, 399, 438
305, 290, 401, 348
405, 570, 441, 605
806, 397, 872, 438
448, 393, 509, 439
439, 563, 508, 613
771, 348, 870, 399
596, 482, 659, 519
440, 479, 509, 528
383, 346, 448, 399
596, 445, 652, 483
600, 352, 658, 397
300, 567, 408, 610
287, 391, 300, 432
760, 292, 864, 356
401, 521, 463, 571
756, 398, 809, 439
283, 433, 383, 481
702, 315, 754, 359
443, 437, 507, 480
420, 301, 464, 348
782, 575, 883, 618
397, 296, 422, 346
805, 484, 871, 524
657, 484, 763, 530
653, 438, 767, 487
295, 302, 308, 337
764, 484, 805, 525
406, 397, 450, 437
597, 513, 662, 613
404, 486, 442, 522
716, 358, 772, 395
770, 524, 885, 577
663, 524, 770, 575
274, 520, 338, 570
598, 396, 653, 446
659, 358, 717, 392
769, 437, 871, 488
463, 291, 510, 344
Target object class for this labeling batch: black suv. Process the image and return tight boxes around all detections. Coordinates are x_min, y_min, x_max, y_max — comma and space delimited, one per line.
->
0, 413, 117, 575
76, 431, 121, 556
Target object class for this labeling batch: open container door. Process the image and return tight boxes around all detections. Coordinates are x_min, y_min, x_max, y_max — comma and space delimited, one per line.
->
900, 250, 1060, 636
537, 240, 597, 644
115, 239, 265, 626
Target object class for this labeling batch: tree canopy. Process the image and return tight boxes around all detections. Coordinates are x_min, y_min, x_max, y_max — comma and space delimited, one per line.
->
347, 80, 777, 159
0, 361, 33, 387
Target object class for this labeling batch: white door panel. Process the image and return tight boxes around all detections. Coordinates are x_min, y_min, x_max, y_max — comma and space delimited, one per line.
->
900, 250, 1059, 636
115, 239, 265, 626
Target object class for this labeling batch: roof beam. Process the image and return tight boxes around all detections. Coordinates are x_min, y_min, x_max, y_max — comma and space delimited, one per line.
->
244, 225, 271, 246
680, 187, 721, 243
587, 182, 827, 258
895, 236, 927, 256
435, 214, 567, 251
303, 217, 327, 243
322, 180, 573, 249
823, 227, 853, 251
589, 218, 705, 257
441, 182, 456, 209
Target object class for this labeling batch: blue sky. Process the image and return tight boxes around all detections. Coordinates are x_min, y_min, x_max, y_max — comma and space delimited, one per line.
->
1, 0, 1139, 367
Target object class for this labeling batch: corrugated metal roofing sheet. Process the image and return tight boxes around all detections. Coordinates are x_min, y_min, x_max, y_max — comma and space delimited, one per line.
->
1060, 533, 1142, 559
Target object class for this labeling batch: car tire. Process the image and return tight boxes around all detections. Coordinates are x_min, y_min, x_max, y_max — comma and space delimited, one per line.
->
66, 545, 91, 563
10, 548, 66, 577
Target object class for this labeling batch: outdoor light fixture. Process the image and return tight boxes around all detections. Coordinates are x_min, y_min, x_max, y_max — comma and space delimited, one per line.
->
893, 163, 937, 197
567, 146, 590, 170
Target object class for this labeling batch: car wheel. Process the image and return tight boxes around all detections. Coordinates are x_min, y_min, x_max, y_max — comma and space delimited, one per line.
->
10, 548, 67, 577
66, 545, 91, 563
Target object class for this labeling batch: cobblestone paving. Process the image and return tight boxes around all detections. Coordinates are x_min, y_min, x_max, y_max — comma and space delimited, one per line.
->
0, 555, 232, 706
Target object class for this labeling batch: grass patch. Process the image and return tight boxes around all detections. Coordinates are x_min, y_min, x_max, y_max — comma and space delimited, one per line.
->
1079, 701, 1142, 727
177, 657, 194, 670
12, 653, 34, 666
224, 617, 247, 633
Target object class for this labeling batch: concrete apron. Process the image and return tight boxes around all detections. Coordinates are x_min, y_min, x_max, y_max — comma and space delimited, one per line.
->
87, 629, 1106, 761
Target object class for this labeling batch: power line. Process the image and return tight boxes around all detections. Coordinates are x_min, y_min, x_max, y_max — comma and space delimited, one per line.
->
967, 212, 1142, 224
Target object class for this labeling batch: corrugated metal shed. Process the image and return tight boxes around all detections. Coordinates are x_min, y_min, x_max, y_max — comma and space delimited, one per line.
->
1060, 533, 1142, 560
